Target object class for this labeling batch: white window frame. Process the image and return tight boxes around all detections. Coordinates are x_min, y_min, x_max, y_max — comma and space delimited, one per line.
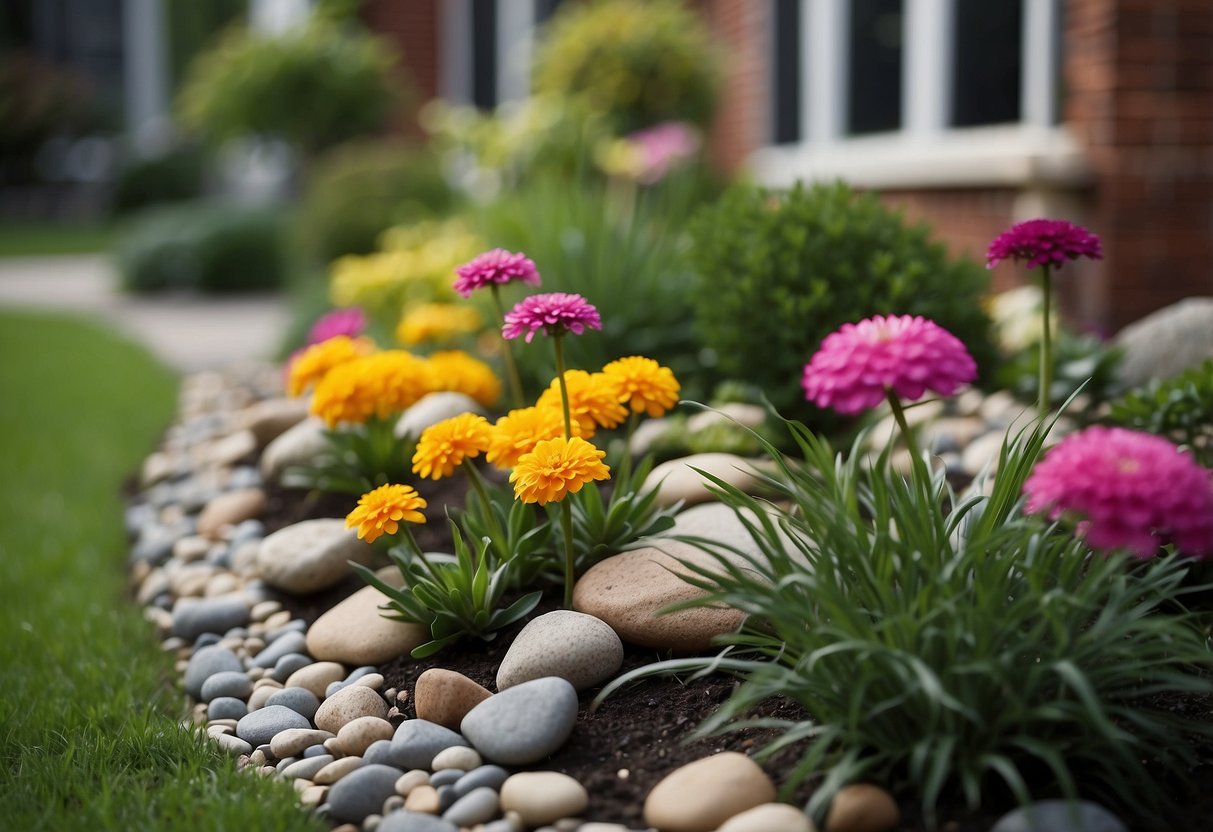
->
752, 0, 1090, 189
439, 0, 539, 108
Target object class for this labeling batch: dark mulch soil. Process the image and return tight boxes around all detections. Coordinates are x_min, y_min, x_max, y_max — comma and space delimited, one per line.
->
257, 480, 1213, 831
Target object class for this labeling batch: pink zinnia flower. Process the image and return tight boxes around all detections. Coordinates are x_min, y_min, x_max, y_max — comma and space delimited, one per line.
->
1024, 426, 1213, 558
453, 248, 542, 298
307, 307, 367, 345
802, 315, 977, 414
502, 293, 603, 343
986, 219, 1102, 270
627, 121, 701, 184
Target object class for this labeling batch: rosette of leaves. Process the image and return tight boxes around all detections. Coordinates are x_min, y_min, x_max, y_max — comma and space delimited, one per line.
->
456, 479, 554, 586
1107, 359, 1213, 467
597, 412, 1213, 824
688, 182, 996, 428
351, 519, 542, 658
532, 0, 721, 133
282, 419, 411, 494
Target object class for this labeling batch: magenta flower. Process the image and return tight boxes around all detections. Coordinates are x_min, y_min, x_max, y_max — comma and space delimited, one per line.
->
1024, 427, 1213, 558
802, 315, 977, 415
502, 293, 603, 343
307, 307, 366, 345
986, 219, 1103, 270
627, 121, 701, 184
453, 249, 542, 298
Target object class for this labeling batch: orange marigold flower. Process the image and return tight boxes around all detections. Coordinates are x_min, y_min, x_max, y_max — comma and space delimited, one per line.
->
412, 412, 493, 480
311, 350, 435, 427
536, 370, 628, 437
396, 303, 483, 346
345, 483, 427, 543
601, 355, 681, 418
485, 407, 578, 470
510, 436, 611, 506
428, 350, 502, 409
287, 335, 374, 397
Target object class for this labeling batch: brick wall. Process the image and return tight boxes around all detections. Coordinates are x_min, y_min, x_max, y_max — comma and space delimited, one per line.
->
698, 0, 770, 174
360, 0, 439, 134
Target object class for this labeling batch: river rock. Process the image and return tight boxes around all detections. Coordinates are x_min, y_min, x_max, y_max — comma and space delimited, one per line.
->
643, 752, 776, 832
1116, 297, 1213, 386
235, 705, 312, 747
281, 754, 334, 781
172, 595, 250, 641
265, 687, 321, 721
270, 728, 335, 758
824, 784, 900, 832
496, 610, 623, 692
442, 787, 499, 826
384, 720, 470, 770
306, 571, 428, 665
643, 453, 763, 507
337, 716, 395, 757
197, 488, 266, 540
315, 756, 365, 785
240, 397, 310, 447
315, 684, 389, 733
328, 764, 407, 824
251, 629, 308, 668
460, 677, 578, 765
201, 429, 257, 468
378, 812, 458, 832
430, 746, 480, 772
256, 518, 374, 595
499, 771, 589, 826
199, 670, 253, 702
270, 653, 313, 684
285, 661, 347, 698
990, 800, 1127, 832
260, 418, 331, 482
183, 645, 243, 699
207, 697, 249, 720
718, 803, 816, 832
414, 669, 492, 730
572, 545, 744, 652
395, 392, 484, 440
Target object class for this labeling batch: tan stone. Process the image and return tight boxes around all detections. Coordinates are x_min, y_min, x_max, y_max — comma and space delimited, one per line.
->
284, 662, 347, 699
314, 684, 388, 734
270, 728, 336, 759
197, 488, 266, 540
247, 685, 278, 712
395, 770, 430, 796
718, 803, 817, 832
306, 571, 427, 665
496, 610, 623, 692
413, 669, 491, 730
824, 784, 899, 832
256, 518, 375, 595
404, 784, 440, 813
300, 785, 328, 807
572, 546, 744, 652
239, 397, 310, 447
642, 453, 763, 507
336, 716, 394, 757
499, 771, 589, 826
314, 756, 365, 785
643, 752, 775, 832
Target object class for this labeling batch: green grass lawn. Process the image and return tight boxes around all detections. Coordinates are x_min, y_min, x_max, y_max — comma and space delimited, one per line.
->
0, 222, 114, 257
0, 310, 325, 831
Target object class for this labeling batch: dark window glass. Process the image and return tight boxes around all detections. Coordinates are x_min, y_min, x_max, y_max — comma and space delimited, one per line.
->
847, 0, 903, 135
534, 0, 565, 25
772, 0, 801, 143
470, 0, 497, 110
952, 0, 1023, 126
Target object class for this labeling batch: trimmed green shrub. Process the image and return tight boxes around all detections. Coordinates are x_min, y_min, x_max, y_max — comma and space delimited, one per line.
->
115, 199, 288, 294
689, 182, 996, 424
532, 0, 721, 133
178, 20, 400, 156
110, 143, 207, 216
297, 140, 460, 263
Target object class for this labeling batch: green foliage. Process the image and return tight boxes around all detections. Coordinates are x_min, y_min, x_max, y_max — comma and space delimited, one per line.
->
298, 140, 461, 263
351, 520, 542, 658
598, 414, 1213, 825
532, 0, 721, 133
993, 332, 1123, 412
282, 418, 412, 494
456, 479, 554, 585
115, 199, 288, 294
178, 20, 400, 156
688, 182, 996, 426
0, 311, 325, 831
1107, 359, 1213, 467
111, 143, 207, 216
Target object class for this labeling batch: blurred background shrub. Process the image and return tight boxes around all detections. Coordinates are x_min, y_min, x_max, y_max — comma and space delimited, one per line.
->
689, 182, 997, 425
115, 199, 287, 294
109, 141, 208, 216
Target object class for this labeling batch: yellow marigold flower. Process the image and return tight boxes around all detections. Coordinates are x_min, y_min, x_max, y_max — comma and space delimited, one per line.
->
510, 436, 611, 506
311, 350, 435, 427
396, 303, 483, 346
286, 335, 374, 397
601, 355, 681, 418
485, 407, 578, 470
428, 350, 502, 408
537, 370, 629, 437
345, 483, 427, 543
412, 413, 493, 480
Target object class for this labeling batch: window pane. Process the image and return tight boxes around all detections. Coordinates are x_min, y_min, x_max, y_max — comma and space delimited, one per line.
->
470, 0, 497, 110
952, 0, 1023, 126
772, 0, 801, 144
847, 0, 903, 135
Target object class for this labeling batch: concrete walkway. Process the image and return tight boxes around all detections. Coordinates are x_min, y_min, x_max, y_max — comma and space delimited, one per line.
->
0, 255, 291, 373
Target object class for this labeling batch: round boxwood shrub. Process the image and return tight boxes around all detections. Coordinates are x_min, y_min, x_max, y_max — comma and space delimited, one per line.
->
116, 199, 288, 294
531, 0, 720, 133
689, 182, 996, 424
297, 139, 460, 263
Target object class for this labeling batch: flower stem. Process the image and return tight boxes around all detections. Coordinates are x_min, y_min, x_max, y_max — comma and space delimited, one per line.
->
1038, 264, 1054, 420
618, 411, 639, 486
491, 285, 526, 408
553, 335, 573, 440
561, 499, 576, 608
462, 458, 505, 555
886, 389, 926, 478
